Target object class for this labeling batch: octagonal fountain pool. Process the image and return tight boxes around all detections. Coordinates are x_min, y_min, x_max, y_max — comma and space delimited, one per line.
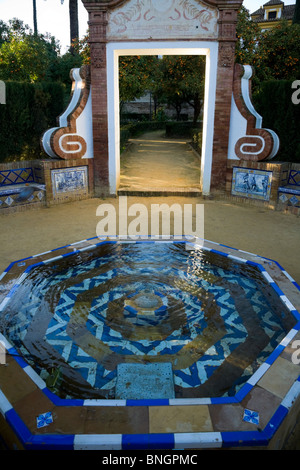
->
0, 237, 300, 450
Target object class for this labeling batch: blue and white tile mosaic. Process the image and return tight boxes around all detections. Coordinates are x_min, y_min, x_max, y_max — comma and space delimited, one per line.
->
232, 167, 272, 201
51, 166, 88, 195
36, 411, 53, 429
2, 242, 291, 399
1, 238, 300, 450
0, 168, 34, 186
243, 409, 259, 425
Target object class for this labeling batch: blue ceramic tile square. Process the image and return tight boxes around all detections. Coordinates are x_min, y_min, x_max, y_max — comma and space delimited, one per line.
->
5, 196, 13, 206
232, 168, 272, 201
243, 408, 259, 425
37, 411, 53, 429
290, 195, 299, 206
279, 193, 288, 203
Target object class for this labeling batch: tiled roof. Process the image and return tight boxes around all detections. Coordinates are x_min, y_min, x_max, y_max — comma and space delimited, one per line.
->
263, 0, 284, 6
251, 2, 295, 22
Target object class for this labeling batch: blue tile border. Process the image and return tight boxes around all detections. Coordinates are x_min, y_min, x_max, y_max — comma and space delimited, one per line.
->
1, 236, 300, 449
122, 433, 175, 450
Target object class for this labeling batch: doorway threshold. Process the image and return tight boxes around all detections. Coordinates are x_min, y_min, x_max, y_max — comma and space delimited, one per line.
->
118, 188, 202, 197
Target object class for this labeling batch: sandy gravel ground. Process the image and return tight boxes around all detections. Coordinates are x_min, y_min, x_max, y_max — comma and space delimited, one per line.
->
0, 196, 299, 284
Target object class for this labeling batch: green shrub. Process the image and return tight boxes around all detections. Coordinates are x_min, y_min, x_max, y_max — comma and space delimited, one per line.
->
253, 80, 300, 163
192, 131, 202, 155
0, 80, 65, 162
165, 121, 201, 138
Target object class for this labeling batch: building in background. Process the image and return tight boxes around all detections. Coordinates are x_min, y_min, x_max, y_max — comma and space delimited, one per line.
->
251, 0, 296, 30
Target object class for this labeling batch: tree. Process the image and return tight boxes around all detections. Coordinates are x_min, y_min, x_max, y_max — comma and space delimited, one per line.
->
69, 0, 79, 51
235, 6, 261, 66
0, 20, 10, 46
0, 19, 61, 83
293, 0, 300, 24
60, 0, 79, 53
155, 56, 205, 123
119, 55, 159, 113
41, 0, 79, 52
33, 0, 38, 36
253, 20, 300, 82
235, 8, 300, 86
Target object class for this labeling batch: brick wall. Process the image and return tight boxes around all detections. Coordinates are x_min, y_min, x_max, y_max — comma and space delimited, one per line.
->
89, 11, 110, 197
210, 6, 239, 192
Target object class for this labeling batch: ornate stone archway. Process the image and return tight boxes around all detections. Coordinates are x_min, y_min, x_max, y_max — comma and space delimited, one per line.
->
42, 0, 279, 198
83, 0, 244, 196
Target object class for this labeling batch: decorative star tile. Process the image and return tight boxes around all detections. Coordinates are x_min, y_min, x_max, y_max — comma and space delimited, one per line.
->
36, 411, 53, 429
243, 408, 259, 425
4, 196, 13, 206
290, 195, 299, 206
279, 194, 288, 203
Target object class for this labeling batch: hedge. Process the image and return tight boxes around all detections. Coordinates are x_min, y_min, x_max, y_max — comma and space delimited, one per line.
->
0, 81, 65, 162
253, 80, 300, 163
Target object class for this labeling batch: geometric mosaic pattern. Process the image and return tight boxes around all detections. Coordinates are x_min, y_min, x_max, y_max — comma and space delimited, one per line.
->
2, 242, 295, 400
288, 170, 300, 187
0, 184, 45, 209
278, 170, 300, 210
0, 168, 34, 186
278, 190, 300, 208
0, 188, 45, 208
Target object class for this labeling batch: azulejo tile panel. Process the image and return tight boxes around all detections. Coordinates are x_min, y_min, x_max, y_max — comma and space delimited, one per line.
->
51, 166, 88, 195
232, 167, 272, 201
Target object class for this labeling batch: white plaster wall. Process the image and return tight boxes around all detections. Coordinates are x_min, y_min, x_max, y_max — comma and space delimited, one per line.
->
75, 90, 94, 159
42, 69, 94, 159
227, 94, 247, 161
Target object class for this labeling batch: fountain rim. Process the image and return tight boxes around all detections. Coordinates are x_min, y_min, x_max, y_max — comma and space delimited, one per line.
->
0, 235, 300, 450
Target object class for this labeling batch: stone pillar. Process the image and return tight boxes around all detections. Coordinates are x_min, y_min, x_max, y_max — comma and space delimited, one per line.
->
210, 3, 240, 193
86, 6, 110, 196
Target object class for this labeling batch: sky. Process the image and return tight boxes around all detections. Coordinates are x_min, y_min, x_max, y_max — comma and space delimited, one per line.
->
0, 0, 297, 53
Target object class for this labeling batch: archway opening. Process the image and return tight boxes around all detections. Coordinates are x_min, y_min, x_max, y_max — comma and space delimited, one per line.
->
106, 42, 219, 196
118, 54, 206, 194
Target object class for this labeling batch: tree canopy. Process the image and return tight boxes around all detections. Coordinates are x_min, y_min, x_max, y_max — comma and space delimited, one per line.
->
0, 18, 82, 85
236, 6, 300, 85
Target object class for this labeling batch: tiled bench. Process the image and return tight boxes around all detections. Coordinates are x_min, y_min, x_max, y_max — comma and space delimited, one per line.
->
278, 168, 300, 213
0, 167, 46, 210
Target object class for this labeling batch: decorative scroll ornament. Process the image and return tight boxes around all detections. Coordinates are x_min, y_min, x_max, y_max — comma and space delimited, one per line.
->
42, 65, 93, 160
228, 64, 280, 161
107, 0, 218, 39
